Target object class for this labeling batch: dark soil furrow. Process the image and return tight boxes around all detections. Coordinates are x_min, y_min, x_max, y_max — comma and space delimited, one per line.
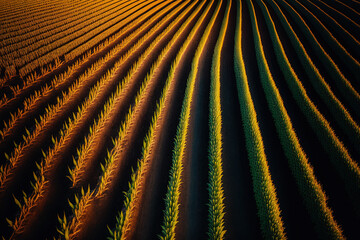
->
13, 0, 153, 72
0, 0, 180, 186
273, 0, 360, 123
131, 2, 213, 239
243, 0, 318, 238
284, 0, 360, 83
177, 1, 224, 239
301, 0, 360, 62
308, 0, 360, 43
0, 1, 188, 238
220, 1, 261, 238
0, 0, 172, 125
65, 2, 199, 238
259, 0, 360, 237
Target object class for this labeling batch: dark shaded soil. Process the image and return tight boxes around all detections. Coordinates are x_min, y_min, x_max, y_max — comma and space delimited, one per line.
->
178, 0, 224, 239
243, 0, 320, 238
0, 0, 170, 128
301, 0, 360, 62
131, 1, 210, 239
268, 0, 360, 158
135, 0, 211, 239
322, 0, 360, 23
0, 1, 183, 237
266, 0, 360, 161
1, 0, 359, 239
310, 0, 360, 40
259, 0, 360, 238
277, 0, 360, 114
70, 0, 188, 190
63, 1, 200, 239
285, 0, 360, 84
219, 1, 261, 238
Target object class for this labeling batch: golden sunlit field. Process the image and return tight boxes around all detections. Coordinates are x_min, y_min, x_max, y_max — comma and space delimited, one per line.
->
0, 0, 360, 239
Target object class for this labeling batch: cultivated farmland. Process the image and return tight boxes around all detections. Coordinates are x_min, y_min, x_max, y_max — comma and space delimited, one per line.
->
0, 0, 360, 239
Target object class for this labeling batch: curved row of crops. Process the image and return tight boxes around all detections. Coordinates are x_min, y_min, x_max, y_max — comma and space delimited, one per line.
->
0, 0, 359, 239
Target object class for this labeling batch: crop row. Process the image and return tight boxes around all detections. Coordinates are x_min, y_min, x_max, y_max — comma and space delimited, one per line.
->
0, 0, 154, 78
0, 0, 359, 239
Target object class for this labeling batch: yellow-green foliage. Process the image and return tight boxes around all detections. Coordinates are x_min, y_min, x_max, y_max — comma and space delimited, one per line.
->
253, 0, 345, 238
6, 161, 47, 235
266, 0, 360, 218
207, 0, 229, 239
159, 0, 221, 239
107, 0, 204, 238
0, 0, 169, 179
0, 35, 133, 191
274, 0, 360, 119
5, 0, 155, 78
0, 85, 50, 141
262, 0, 360, 150
0, 0, 176, 151
109, 45, 171, 240
233, 0, 286, 239
91, 0, 200, 198
67, 0, 187, 187
57, 186, 92, 240
60, 2, 202, 237
289, 0, 360, 79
